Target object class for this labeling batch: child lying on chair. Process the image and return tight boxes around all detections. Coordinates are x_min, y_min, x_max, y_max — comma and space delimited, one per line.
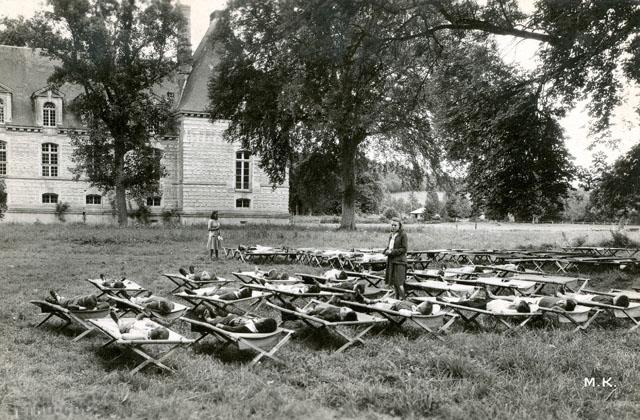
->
271, 283, 321, 294
281, 301, 358, 322
130, 295, 176, 315
183, 286, 252, 300
557, 289, 630, 308
46, 291, 109, 310
189, 305, 276, 333
179, 266, 214, 281
110, 310, 170, 340
356, 294, 434, 315
454, 298, 532, 314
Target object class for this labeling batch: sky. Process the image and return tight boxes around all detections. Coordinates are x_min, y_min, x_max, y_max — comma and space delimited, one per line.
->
2, 0, 638, 168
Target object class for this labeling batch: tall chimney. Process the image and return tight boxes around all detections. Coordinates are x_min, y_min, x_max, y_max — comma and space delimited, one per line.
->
176, 2, 192, 98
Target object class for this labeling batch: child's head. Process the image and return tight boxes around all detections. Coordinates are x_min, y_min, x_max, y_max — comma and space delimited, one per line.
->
149, 327, 170, 340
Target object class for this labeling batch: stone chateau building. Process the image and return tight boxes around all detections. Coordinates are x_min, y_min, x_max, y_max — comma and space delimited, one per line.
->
0, 7, 289, 224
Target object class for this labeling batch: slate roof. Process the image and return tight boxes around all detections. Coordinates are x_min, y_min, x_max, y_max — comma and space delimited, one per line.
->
0, 45, 83, 127
177, 16, 220, 114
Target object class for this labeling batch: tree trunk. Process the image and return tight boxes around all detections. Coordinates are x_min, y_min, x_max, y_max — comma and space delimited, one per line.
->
114, 151, 128, 226
339, 139, 358, 230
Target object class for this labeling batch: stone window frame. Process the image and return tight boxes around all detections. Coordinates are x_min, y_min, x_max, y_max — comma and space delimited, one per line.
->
86, 194, 102, 205
235, 150, 251, 191
0, 141, 6, 176
42, 143, 59, 177
43, 102, 56, 127
146, 196, 162, 206
235, 198, 251, 208
42, 193, 58, 204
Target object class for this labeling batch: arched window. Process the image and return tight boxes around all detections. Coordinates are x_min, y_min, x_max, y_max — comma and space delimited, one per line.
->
43, 102, 56, 127
235, 150, 251, 191
86, 194, 102, 205
236, 198, 251, 208
42, 193, 58, 204
0, 98, 4, 124
42, 143, 58, 177
0, 141, 6, 176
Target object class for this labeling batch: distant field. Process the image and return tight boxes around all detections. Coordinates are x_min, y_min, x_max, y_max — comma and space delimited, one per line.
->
1, 223, 639, 419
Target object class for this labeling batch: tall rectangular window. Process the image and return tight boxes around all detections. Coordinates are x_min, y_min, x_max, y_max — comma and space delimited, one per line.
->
0, 141, 6, 176
42, 143, 58, 177
43, 102, 56, 127
0, 98, 4, 124
235, 150, 251, 190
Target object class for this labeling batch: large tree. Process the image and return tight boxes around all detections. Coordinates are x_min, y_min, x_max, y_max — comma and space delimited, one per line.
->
428, 42, 574, 220
208, 0, 439, 229
32, 0, 185, 225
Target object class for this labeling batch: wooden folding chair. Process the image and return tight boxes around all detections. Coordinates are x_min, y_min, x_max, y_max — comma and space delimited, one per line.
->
89, 318, 193, 375
174, 289, 272, 315
433, 299, 542, 334
30, 300, 109, 341
266, 300, 387, 353
182, 318, 294, 366
162, 273, 233, 293
338, 300, 454, 341
106, 295, 188, 324
86, 278, 147, 298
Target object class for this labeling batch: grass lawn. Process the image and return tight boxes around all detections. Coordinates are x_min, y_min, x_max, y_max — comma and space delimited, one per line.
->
1, 222, 640, 419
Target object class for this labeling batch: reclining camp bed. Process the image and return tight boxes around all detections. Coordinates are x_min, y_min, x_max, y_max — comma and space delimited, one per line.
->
181, 317, 294, 366
609, 289, 640, 301
295, 272, 390, 299
162, 272, 233, 293
266, 300, 387, 352
520, 299, 597, 332
244, 283, 339, 305
30, 300, 110, 341
174, 287, 273, 314
89, 317, 193, 375
405, 278, 481, 299
342, 271, 386, 288
557, 292, 640, 333
338, 299, 455, 340
232, 271, 302, 285
507, 273, 589, 294
106, 295, 188, 324
86, 277, 147, 298
421, 297, 543, 334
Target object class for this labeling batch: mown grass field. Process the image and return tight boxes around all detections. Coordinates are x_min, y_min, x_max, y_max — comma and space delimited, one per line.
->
1, 222, 640, 419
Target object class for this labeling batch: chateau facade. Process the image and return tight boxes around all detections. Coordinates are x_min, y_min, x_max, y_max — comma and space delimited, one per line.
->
0, 10, 289, 224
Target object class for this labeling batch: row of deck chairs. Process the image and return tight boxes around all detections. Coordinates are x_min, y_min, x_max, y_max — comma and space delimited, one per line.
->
30, 276, 294, 374
224, 244, 640, 273
404, 264, 640, 333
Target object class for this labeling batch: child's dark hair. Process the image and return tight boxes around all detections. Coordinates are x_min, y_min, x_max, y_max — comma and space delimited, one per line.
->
210, 211, 218, 220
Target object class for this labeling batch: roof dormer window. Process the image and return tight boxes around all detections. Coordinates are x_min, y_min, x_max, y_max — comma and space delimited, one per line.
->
43, 102, 56, 127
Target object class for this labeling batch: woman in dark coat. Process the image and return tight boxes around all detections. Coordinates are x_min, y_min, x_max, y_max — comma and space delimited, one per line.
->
383, 218, 408, 299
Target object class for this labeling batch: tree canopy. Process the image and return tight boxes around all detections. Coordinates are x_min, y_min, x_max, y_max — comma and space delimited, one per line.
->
208, 0, 440, 229
31, 0, 185, 225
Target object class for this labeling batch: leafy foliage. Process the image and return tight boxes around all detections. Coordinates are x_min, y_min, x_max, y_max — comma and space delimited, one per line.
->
429, 43, 574, 221
209, 0, 440, 229
54, 201, 70, 222
589, 144, 640, 223
289, 152, 383, 215
31, 0, 185, 225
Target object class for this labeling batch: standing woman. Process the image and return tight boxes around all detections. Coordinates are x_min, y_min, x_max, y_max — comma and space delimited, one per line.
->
383, 217, 408, 299
207, 211, 221, 260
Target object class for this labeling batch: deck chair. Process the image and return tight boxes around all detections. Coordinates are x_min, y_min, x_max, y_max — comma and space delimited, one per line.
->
89, 317, 193, 375
426, 297, 543, 334
265, 300, 387, 352
174, 288, 273, 315
244, 283, 339, 305
86, 277, 147, 298
162, 273, 233, 293
30, 300, 109, 341
106, 295, 188, 324
557, 292, 640, 333
181, 317, 294, 366
338, 299, 455, 340
232, 271, 302, 285
405, 278, 481, 299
